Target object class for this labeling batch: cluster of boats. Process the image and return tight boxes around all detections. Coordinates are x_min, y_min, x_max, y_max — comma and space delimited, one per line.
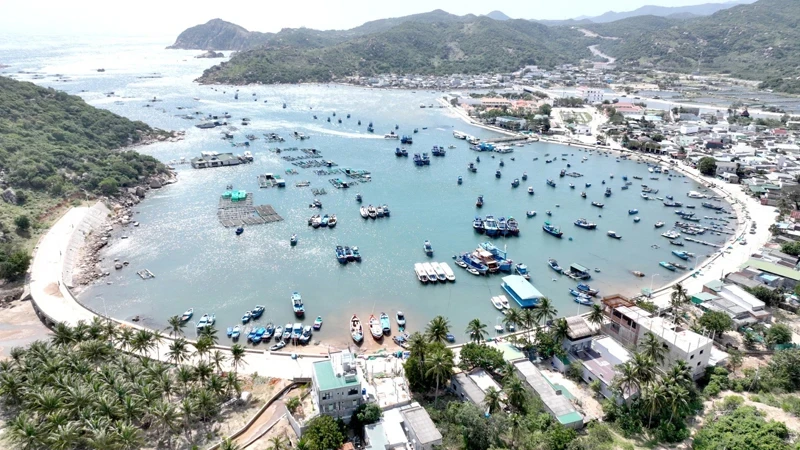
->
413, 153, 432, 166
308, 214, 337, 228
350, 312, 405, 342
335, 245, 362, 263
453, 242, 526, 277
472, 215, 520, 236
414, 262, 456, 282
359, 204, 390, 219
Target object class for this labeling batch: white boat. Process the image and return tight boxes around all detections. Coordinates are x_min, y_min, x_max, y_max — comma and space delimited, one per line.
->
453, 131, 467, 139
360, 206, 369, 218
490, 296, 505, 311
414, 263, 428, 283
422, 262, 438, 281
440, 262, 456, 282
497, 295, 510, 309
384, 132, 399, 139
431, 262, 447, 282
467, 267, 480, 276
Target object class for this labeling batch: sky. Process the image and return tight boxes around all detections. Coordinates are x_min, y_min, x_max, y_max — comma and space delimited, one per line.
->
0, 0, 743, 37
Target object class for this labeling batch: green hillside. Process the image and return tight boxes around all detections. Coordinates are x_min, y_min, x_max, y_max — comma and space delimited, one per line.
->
586, 0, 800, 92
197, 16, 591, 84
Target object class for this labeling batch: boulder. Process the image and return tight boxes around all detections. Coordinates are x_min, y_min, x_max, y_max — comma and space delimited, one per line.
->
195, 50, 225, 59
2, 188, 16, 204
135, 186, 146, 198
149, 179, 163, 189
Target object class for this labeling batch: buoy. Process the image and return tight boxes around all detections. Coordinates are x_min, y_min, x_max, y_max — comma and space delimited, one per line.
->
568, 237, 573, 241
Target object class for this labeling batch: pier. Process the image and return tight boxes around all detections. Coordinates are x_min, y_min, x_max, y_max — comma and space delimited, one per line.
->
484, 136, 533, 145
217, 192, 283, 227
684, 237, 721, 248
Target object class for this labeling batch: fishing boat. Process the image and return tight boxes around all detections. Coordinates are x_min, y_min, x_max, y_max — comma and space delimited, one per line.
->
672, 262, 688, 270
670, 240, 684, 246
396, 311, 406, 327
628, 209, 639, 215
496, 170, 502, 178
347, 315, 363, 343
585, 183, 592, 188
458, 176, 463, 185
344, 246, 355, 262
659, 261, 677, 271
311, 216, 322, 228
511, 178, 520, 188
484, 216, 499, 236
197, 313, 215, 329
320, 214, 329, 227
632, 271, 645, 277
507, 217, 520, 236
252, 305, 265, 319
290, 234, 298, 246
490, 296, 505, 311
472, 216, 485, 233
522, 172, 528, 180
241, 311, 252, 323
227, 326, 233, 337
369, 315, 383, 340
360, 206, 369, 219
468, 162, 477, 173
654, 221, 665, 228
291, 292, 305, 317
546, 179, 556, 187
467, 267, 480, 276
380, 313, 391, 335
270, 341, 287, 352
548, 258, 563, 273
607, 230, 622, 239
231, 326, 240, 340
422, 262, 438, 281
441, 262, 456, 281
264, 323, 275, 339
335, 245, 347, 263
634, 216, 641, 223
641, 193, 649, 199
542, 221, 563, 238
672, 250, 690, 260
431, 262, 447, 282
605, 187, 612, 197
180, 308, 194, 322
328, 215, 337, 228
356, 194, 363, 203
423, 240, 434, 256
414, 263, 428, 283
515, 263, 531, 280
368, 205, 377, 219
574, 294, 593, 306
497, 217, 508, 236
235, 226, 244, 236
282, 324, 292, 341
526, 210, 537, 218
376, 206, 385, 218
577, 283, 599, 296
351, 246, 362, 262
570, 183, 575, 189
476, 195, 484, 208
574, 218, 597, 229
662, 230, 681, 239
591, 201, 604, 208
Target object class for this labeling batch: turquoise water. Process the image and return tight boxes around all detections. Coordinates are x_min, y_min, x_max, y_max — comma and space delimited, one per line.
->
1, 37, 732, 343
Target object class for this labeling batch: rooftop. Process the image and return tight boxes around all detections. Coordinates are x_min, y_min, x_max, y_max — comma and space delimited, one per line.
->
514, 360, 582, 427
566, 316, 594, 340
453, 372, 485, 406
743, 258, 800, 281
502, 275, 544, 307
637, 316, 712, 353
401, 404, 442, 445
313, 351, 360, 391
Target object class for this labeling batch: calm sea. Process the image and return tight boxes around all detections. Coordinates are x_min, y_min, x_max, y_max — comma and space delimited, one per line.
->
0, 36, 732, 342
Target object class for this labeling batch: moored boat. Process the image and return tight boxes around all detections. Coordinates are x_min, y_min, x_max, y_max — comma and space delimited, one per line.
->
476, 195, 483, 207
290, 234, 298, 246
291, 292, 305, 317
396, 311, 406, 327
231, 326, 240, 340
528, 186, 534, 195
380, 313, 391, 334
577, 283, 599, 296
350, 315, 364, 343
252, 305, 265, 319
659, 261, 677, 271
548, 258, 563, 273
360, 206, 369, 218
672, 250, 690, 260
335, 245, 347, 263
574, 218, 597, 229
546, 179, 556, 187
628, 209, 638, 215
591, 201, 604, 208
526, 210, 537, 218
473, 217, 485, 233
441, 262, 456, 282
607, 230, 622, 239
422, 262, 438, 281
414, 263, 428, 283
431, 262, 447, 282
423, 240, 434, 256
515, 263, 530, 279
542, 221, 563, 238
654, 221, 665, 228
180, 308, 194, 322
490, 296, 505, 311
369, 315, 383, 339
328, 215, 337, 227
484, 215, 499, 236
507, 217, 520, 236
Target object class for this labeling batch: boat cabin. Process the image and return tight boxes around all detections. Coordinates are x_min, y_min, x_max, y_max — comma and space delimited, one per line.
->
568, 264, 592, 280
191, 152, 242, 169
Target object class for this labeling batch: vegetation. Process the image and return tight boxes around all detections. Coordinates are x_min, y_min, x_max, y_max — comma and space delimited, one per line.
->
0, 319, 239, 449
694, 404, 793, 450
198, 14, 591, 84
779, 241, 800, 256
697, 157, 718, 176
698, 310, 734, 336
302, 415, 345, 450
766, 324, 792, 347
747, 286, 784, 307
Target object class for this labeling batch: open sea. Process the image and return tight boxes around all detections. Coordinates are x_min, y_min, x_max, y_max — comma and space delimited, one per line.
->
0, 36, 734, 343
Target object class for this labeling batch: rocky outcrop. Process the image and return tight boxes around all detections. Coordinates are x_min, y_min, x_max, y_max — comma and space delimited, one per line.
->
195, 50, 225, 58
167, 19, 270, 51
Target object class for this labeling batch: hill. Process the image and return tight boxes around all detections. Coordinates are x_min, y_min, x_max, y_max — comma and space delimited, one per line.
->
586, 0, 752, 23
196, 14, 591, 85
485, 11, 512, 21
586, 0, 800, 92
0, 76, 169, 278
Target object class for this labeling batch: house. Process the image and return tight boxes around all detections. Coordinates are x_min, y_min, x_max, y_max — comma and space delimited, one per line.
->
601, 295, 713, 379
513, 360, 584, 429
501, 275, 544, 308
572, 336, 633, 400
577, 86, 604, 104
698, 284, 771, 327
401, 403, 443, 450
310, 351, 363, 420
715, 161, 738, 176
450, 368, 503, 410
561, 315, 596, 353
742, 257, 800, 290
495, 116, 527, 130
481, 98, 512, 108
365, 404, 441, 450
720, 173, 739, 183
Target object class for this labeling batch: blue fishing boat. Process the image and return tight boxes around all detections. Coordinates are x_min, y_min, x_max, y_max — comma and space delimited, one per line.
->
622, 185, 629, 190
659, 261, 677, 271
577, 283, 599, 296
395, 147, 404, 156
542, 221, 563, 238
227, 327, 233, 337
574, 218, 597, 229
264, 323, 275, 339
401, 135, 413, 144
628, 209, 639, 215
479, 242, 514, 272
413, 153, 424, 166
414, 128, 418, 133
231, 326, 240, 340
495, 170, 502, 178
546, 179, 556, 187
345, 246, 355, 262
380, 313, 391, 335
634, 216, 641, 222
522, 172, 528, 180
282, 324, 292, 341
473, 217, 485, 233
511, 178, 520, 188
235, 226, 244, 235
291, 292, 305, 317
335, 245, 347, 264
702, 202, 724, 210
570, 183, 575, 189
367, 125, 374, 132
468, 162, 477, 173
484, 215, 499, 236
672, 250, 690, 260
255, 327, 267, 343
497, 217, 508, 236
548, 258, 563, 273
515, 263, 530, 280
313, 316, 323, 330
242, 311, 252, 323
423, 240, 434, 256
526, 210, 537, 218
460, 253, 489, 274
666, 195, 674, 200
352, 246, 362, 261
507, 217, 519, 236
421, 153, 431, 165
356, 193, 362, 202
252, 305, 265, 319
248, 328, 258, 342
585, 183, 592, 188
320, 215, 329, 227
574, 294, 593, 306
458, 176, 463, 185
180, 308, 193, 322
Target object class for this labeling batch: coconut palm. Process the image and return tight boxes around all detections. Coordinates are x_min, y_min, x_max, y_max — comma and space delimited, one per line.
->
131, 329, 155, 358
167, 338, 191, 365
7, 412, 44, 450
638, 332, 667, 366
194, 335, 214, 362
151, 329, 165, 360
483, 386, 502, 414
614, 360, 640, 399
115, 422, 144, 450
551, 318, 570, 343
149, 400, 182, 445
220, 436, 242, 450
666, 384, 691, 423
670, 283, 688, 313
230, 344, 247, 374
225, 372, 242, 398
426, 316, 451, 344
465, 318, 488, 343
210, 349, 228, 373
268, 436, 287, 450
52, 322, 74, 346
630, 351, 656, 387
587, 304, 604, 329
195, 361, 214, 383
47, 422, 81, 450
166, 315, 186, 338
425, 350, 454, 406
503, 308, 522, 332
533, 297, 558, 327
503, 373, 527, 412
198, 324, 219, 346
117, 327, 134, 352
407, 332, 428, 379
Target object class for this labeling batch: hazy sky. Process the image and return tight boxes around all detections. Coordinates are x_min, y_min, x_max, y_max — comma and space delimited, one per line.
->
0, 0, 741, 36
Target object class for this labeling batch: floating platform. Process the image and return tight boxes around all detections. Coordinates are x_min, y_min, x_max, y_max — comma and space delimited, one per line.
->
217, 193, 283, 227
137, 269, 155, 279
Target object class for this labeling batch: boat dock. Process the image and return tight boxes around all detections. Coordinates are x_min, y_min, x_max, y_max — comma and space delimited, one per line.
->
217, 192, 283, 227
137, 269, 155, 279
484, 136, 533, 144
684, 237, 721, 248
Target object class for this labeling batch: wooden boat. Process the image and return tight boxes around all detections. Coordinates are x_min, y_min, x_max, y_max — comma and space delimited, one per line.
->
369, 315, 383, 339
180, 308, 194, 322
313, 316, 323, 330
380, 313, 391, 335
350, 315, 364, 343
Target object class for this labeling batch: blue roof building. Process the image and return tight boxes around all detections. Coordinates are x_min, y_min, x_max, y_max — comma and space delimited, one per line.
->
502, 275, 544, 308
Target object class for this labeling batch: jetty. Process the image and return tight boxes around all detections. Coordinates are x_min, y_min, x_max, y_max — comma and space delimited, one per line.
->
685, 237, 721, 248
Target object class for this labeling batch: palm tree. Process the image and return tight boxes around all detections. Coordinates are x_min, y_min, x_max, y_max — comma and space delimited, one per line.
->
7, 412, 44, 450
646, 380, 668, 428
47, 422, 80, 450
483, 386, 502, 414
151, 329, 165, 360
210, 350, 227, 374
504, 308, 521, 332
465, 318, 488, 343
149, 400, 182, 445
166, 315, 186, 338
670, 283, 688, 313
551, 318, 570, 343
614, 360, 640, 399
131, 329, 155, 358
587, 304, 604, 329
194, 335, 213, 362
638, 332, 667, 366
198, 324, 219, 346
630, 351, 656, 387
666, 384, 690, 423
117, 327, 134, 352
407, 332, 428, 379
195, 361, 214, 383
268, 436, 287, 450
167, 338, 191, 365
52, 322, 74, 346
534, 297, 558, 327
220, 437, 241, 450
425, 350, 454, 406
230, 344, 247, 374
114, 422, 144, 450
426, 316, 451, 344
503, 374, 527, 412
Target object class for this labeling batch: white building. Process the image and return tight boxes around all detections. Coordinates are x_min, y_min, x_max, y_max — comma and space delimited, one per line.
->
573, 336, 633, 400
637, 316, 713, 379
577, 86, 604, 104
310, 351, 363, 420
365, 404, 442, 450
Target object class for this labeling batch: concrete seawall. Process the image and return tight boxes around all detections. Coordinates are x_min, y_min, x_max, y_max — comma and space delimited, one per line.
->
63, 202, 110, 288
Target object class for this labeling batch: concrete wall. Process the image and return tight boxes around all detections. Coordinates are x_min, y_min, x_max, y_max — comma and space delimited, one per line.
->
63, 202, 110, 288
